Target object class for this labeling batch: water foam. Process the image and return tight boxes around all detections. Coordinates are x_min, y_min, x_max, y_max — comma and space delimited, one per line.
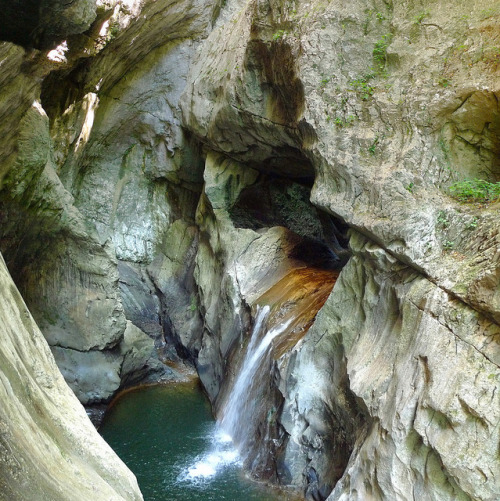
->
177, 306, 293, 486
177, 428, 240, 483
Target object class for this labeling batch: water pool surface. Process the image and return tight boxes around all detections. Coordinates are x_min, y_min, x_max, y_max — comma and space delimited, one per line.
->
99, 382, 288, 501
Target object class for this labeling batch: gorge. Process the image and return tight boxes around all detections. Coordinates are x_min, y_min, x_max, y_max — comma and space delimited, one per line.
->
0, 0, 499, 500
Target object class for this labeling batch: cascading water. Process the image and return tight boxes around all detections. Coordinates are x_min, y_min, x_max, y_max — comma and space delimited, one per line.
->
178, 305, 285, 483
220, 305, 292, 446
178, 268, 338, 492
99, 268, 338, 500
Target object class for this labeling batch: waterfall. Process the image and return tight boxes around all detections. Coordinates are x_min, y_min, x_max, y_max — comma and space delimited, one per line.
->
178, 268, 338, 485
220, 305, 292, 447
178, 305, 292, 482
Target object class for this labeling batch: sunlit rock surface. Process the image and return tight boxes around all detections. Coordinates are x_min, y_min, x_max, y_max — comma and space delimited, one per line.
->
0, 253, 143, 501
180, 0, 500, 499
280, 232, 500, 500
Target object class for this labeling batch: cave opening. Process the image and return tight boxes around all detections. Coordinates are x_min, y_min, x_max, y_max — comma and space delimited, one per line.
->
193, 148, 358, 499
228, 172, 351, 270
0, 0, 42, 48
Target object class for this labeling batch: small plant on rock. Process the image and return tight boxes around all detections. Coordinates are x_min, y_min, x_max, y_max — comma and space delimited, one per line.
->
414, 10, 430, 24
272, 29, 287, 40
437, 210, 449, 228
449, 178, 500, 203
350, 76, 375, 100
466, 217, 479, 230
373, 34, 392, 72
333, 115, 355, 127
368, 137, 379, 155
438, 77, 451, 88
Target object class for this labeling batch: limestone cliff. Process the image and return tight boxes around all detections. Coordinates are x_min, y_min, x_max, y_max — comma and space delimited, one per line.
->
0, 0, 499, 500
179, 1, 500, 498
0, 253, 143, 500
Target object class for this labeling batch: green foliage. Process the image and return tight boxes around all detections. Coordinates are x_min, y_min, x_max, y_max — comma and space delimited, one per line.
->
466, 217, 478, 230
350, 74, 375, 100
187, 294, 197, 312
363, 9, 388, 34
437, 210, 449, 228
373, 34, 392, 72
449, 178, 500, 203
320, 76, 332, 87
443, 240, 454, 251
479, 7, 500, 20
266, 406, 277, 423
272, 29, 287, 40
478, 45, 500, 65
109, 22, 120, 38
438, 77, 451, 88
333, 115, 356, 127
368, 136, 379, 155
414, 10, 430, 24
405, 182, 414, 193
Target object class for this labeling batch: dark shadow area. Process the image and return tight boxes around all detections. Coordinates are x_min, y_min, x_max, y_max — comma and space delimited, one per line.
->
0, 0, 99, 50
0, 0, 42, 48
41, 62, 90, 122
244, 39, 305, 125
246, 145, 316, 180
229, 175, 350, 269
440, 90, 500, 182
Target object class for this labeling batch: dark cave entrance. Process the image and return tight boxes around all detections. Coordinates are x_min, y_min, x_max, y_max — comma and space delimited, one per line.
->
228, 173, 351, 271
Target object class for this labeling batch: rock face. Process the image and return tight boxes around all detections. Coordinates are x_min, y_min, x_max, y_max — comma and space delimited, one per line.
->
0, 0, 214, 403
0, 253, 143, 501
0, 0, 499, 500
279, 233, 500, 500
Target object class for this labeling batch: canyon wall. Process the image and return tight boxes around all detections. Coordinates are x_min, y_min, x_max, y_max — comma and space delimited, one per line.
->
0, 0, 499, 500
0, 254, 143, 500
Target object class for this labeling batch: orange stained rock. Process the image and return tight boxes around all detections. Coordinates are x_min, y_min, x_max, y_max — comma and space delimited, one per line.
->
254, 267, 339, 359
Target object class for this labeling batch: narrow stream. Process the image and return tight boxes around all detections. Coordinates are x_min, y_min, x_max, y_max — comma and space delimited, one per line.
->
99, 382, 287, 501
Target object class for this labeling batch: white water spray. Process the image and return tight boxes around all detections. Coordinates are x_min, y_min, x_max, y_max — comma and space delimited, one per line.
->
178, 305, 292, 483
177, 428, 240, 483
220, 306, 292, 442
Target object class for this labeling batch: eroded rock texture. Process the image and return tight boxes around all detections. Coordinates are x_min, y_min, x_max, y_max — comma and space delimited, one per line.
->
179, 0, 500, 499
280, 233, 500, 500
0, 0, 499, 500
0, 254, 143, 501
0, 0, 215, 404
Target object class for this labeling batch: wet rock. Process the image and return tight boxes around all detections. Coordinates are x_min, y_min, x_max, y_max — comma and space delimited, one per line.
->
179, 2, 500, 496
120, 321, 178, 387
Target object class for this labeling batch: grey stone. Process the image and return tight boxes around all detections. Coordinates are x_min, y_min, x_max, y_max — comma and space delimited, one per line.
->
51, 347, 122, 404
0, 253, 143, 500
